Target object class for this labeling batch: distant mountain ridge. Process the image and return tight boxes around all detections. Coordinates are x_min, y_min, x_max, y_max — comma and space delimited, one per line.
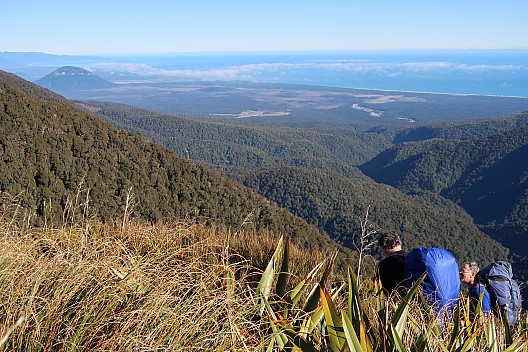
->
82, 101, 392, 170
390, 112, 528, 143
36, 66, 116, 93
0, 52, 105, 68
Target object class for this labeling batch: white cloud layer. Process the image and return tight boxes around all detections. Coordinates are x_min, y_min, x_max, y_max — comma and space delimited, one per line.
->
88, 60, 526, 82
90, 62, 255, 81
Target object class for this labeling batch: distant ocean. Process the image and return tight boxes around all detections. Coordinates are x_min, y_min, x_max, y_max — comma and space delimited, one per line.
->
96, 50, 528, 98
13, 50, 528, 98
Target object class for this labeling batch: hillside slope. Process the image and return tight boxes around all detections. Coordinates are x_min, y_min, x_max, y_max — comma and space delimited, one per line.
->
237, 166, 508, 265
361, 126, 528, 255
0, 70, 339, 251
81, 101, 392, 171
391, 112, 528, 143
78, 101, 511, 266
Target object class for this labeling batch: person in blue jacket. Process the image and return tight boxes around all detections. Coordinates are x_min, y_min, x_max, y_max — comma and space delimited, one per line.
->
460, 261, 491, 316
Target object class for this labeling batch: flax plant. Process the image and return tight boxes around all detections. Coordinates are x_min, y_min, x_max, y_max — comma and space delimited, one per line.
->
256, 236, 528, 352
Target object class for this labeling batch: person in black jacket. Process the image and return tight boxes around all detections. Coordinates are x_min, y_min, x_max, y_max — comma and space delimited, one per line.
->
376, 232, 407, 295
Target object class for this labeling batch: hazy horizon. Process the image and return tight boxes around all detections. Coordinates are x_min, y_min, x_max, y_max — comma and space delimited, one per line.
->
3, 49, 528, 98
4, 1, 527, 98
2, 1, 527, 55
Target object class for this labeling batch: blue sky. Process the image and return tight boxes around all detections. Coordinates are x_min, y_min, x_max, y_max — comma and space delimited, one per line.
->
2, 0, 528, 55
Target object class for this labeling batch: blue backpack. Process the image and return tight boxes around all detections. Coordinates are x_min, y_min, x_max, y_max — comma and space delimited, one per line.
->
405, 247, 460, 320
477, 261, 522, 326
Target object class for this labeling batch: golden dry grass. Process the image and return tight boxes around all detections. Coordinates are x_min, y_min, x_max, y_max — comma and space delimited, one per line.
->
0, 214, 333, 351
0, 214, 526, 351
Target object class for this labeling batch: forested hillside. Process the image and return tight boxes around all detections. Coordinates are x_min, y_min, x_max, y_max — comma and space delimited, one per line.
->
0, 70, 342, 252
361, 125, 528, 256
0, 70, 68, 103
391, 112, 528, 143
237, 166, 508, 264
82, 101, 393, 170
78, 98, 517, 269
6, 68, 524, 291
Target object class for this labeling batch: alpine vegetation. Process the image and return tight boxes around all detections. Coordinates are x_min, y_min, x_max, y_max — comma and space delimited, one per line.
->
0, 211, 526, 351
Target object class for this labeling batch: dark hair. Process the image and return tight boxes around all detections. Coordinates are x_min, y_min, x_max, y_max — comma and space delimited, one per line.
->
378, 232, 402, 250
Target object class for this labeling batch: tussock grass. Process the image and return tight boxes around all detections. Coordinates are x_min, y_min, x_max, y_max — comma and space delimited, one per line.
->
1, 215, 526, 351
0, 218, 326, 351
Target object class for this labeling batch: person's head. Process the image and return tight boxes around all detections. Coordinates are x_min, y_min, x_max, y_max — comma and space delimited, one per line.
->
460, 262, 479, 285
378, 232, 402, 257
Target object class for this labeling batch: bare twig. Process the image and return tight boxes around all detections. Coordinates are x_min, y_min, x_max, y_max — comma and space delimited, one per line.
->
354, 205, 378, 284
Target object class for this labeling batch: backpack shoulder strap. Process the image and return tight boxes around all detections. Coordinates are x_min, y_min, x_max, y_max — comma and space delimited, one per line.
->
487, 275, 509, 282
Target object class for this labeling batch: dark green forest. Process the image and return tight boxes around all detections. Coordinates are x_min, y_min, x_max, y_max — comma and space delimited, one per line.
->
237, 165, 508, 265
0, 70, 344, 253
84, 100, 519, 268
361, 124, 528, 257
82, 101, 392, 171
391, 112, 528, 143
80, 94, 528, 295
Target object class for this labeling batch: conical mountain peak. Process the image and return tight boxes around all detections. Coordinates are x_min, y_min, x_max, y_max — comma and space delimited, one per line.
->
36, 66, 116, 94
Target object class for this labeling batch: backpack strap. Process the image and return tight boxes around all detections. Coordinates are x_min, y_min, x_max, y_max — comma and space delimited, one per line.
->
487, 275, 509, 282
